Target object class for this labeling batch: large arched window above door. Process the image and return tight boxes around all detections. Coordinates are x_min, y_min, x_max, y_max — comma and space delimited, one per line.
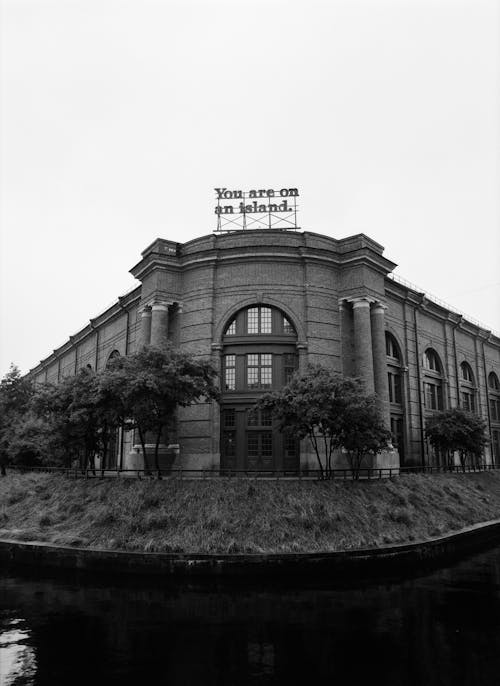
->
221, 305, 298, 394
224, 305, 296, 338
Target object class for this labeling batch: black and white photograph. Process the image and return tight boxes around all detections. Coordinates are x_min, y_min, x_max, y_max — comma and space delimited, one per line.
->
1, 1, 500, 684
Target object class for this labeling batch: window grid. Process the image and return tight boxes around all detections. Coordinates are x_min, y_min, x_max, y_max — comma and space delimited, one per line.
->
224, 355, 236, 391
424, 349, 441, 372
247, 308, 259, 334
388, 372, 402, 405
461, 391, 475, 413
461, 363, 474, 383
424, 382, 443, 410
247, 353, 273, 389
225, 320, 236, 336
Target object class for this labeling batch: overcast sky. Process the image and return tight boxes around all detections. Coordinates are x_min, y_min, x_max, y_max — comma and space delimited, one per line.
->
1, 0, 499, 377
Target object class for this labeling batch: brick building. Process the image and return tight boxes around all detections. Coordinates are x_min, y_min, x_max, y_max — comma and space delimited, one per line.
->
30, 230, 500, 471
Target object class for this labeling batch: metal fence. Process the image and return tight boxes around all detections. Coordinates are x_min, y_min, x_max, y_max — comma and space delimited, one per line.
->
7, 463, 500, 481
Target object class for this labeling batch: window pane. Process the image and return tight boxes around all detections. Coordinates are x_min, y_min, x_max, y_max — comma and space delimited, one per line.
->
247, 308, 259, 334
260, 307, 272, 333
225, 355, 235, 367
261, 353, 272, 366
225, 319, 236, 335
225, 368, 235, 390
283, 317, 295, 334
224, 409, 236, 427
223, 431, 236, 457
261, 409, 272, 426
247, 434, 259, 457
247, 410, 258, 426
260, 367, 272, 387
247, 354, 259, 366
261, 432, 273, 457
247, 368, 259, 388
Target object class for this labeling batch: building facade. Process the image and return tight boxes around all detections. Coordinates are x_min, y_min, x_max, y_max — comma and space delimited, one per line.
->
30, 230, 500, 471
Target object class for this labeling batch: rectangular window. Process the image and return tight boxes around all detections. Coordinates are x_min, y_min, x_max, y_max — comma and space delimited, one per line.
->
224, 355, 236, 390
462, 391, 475, 413
247, 353, 273, 389
490, 399, 499, 422
424, 382, 442, 410
247, 308, 259, 334
246, 306, 273, 334
388, 372, 402, 404
223, 408, 236, 427
493, 430, 500, 463
260, 308, 272, 334
222, 431, 236, 457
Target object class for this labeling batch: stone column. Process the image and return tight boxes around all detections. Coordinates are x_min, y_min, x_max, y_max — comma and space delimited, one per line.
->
339, 299, 352, 377
371, 301, 390, 428
150, 302, 170, 347
138, 306, 152, 348
297, 344, 308, 373
351, 297, 375, 393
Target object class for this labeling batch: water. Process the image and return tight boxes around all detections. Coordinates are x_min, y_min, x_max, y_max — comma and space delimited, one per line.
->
2, 546, 500, 685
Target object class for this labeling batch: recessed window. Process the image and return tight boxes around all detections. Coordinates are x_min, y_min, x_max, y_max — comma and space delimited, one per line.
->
488, 372, 499, 391
461, 362, 474, 383
224, 355, 236, 390
424, 381, 443, 410
423, 349, 441, 372
386, 333, 401, 361
247, 353, 273, 389
225, 319, 236, 336
247, 306, 272, 334
388, 372, 402, 404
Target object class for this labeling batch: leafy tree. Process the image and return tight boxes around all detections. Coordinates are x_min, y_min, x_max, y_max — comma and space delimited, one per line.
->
339, 394, 392, 479
257, 365, 390, 478
0, 365, 34, 474
104, 346, 219, 473
425, 408, 488, 471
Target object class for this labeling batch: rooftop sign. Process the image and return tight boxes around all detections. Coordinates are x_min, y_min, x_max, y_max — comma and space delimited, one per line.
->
214, 187, 299, 232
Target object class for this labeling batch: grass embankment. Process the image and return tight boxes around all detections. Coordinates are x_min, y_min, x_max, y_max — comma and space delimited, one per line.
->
2, 472, 500, 554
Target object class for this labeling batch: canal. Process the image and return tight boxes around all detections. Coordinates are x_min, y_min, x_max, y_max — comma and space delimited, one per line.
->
2, 545, 500, 685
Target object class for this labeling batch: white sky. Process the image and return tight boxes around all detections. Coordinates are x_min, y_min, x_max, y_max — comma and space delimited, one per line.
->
1, 0, 499, 376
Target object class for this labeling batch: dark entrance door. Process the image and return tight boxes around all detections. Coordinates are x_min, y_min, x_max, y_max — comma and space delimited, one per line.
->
221, 405, 299, 473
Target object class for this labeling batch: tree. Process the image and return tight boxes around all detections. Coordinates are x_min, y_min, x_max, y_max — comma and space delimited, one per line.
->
339, 394, 392, 479
425, 408, 488, 471
0, 365, 34, 474
104, 345, 219, 473
257, 365, 390, 478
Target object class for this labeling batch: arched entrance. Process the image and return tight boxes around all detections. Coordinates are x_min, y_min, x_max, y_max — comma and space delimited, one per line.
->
220, 305, 299, 472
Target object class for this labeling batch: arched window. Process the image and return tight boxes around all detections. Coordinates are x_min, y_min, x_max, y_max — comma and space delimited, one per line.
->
221, 305, 299, 472
386, 332, 405, 464
224, 306, 296, 337
489, 372, 500, 465
105, 350, 121, 368
422, 348, 444, 411
489, 372, 500, 391
460, 361, 476, 413
423, 349, 441, 372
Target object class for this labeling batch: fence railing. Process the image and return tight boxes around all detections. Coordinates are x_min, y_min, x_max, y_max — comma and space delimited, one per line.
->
6, 463, 500, 481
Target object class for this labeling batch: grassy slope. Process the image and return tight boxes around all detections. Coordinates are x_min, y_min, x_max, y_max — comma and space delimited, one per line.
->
1, 472, 500, 554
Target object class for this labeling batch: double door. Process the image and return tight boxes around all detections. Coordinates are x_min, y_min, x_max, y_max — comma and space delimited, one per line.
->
221, 405, 298, 473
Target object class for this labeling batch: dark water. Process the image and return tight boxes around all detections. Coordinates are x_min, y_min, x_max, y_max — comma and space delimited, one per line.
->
2, 548, 500, 686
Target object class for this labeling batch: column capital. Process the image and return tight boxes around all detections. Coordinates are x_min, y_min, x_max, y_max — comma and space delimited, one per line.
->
140, 306, 152, 316
350, 296, 375, 309
151, 300, 173, 311
371, 301, 388, 313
